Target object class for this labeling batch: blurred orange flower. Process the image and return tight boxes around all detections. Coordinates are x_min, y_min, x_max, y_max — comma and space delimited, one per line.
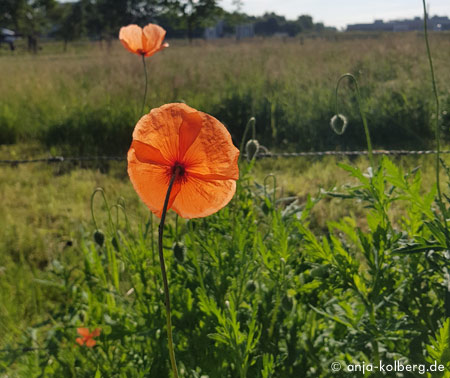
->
119, 24, 169, 57
76, 328, 101, 348
128, 103, 239, 219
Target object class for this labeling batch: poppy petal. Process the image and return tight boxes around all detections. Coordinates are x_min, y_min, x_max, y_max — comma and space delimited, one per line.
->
183, 113, 239, 180
77, 328, 90, 337
128, 147, 181, 217
119, 25, 143, 55
75, 337, 85, 346
85, 338, 96, 348
172, 176, 236, 219
132, 104, 199, 163
142, 24, 167, 57
131, 140, 171, 166
178, 111, 203, 160
91, 328, 101, 337
128, 103, 239, 219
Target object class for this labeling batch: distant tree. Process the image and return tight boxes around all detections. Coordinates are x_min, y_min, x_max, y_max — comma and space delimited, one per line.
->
254, 13, 286, 35
91, 0, 131, 40
0, 0, 22, 30
86, 0, 166, 41
297, 15, 313, 31
283, 21, 300, 37
314, 22, 325, 32
252, 13, 319, 37
128, 0, 167, 25
0, 0, 57, 52
231, 0, 243, 12
57, 1, 87, 51
165, 0, 221, 41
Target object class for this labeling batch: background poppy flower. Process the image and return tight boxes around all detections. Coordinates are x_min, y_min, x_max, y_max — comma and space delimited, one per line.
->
119, 24, 169, 57
76, 327, 101, 347
128, 103, 239, 219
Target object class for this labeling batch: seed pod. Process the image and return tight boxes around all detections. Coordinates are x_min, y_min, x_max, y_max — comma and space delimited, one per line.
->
310, 264, 330, 279
282, 295, 294, 313
93, 230, 105, 247
330, 114, 348, 135
246, 280, 257, 293
111, 236, 119, 251
172, 241, 186, 263
245, 139, 260, 162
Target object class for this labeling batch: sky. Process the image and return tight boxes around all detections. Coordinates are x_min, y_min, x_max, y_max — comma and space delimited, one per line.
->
219, 0, 450, 30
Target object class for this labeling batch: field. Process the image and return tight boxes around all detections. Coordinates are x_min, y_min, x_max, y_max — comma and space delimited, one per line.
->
2, 32, 450, 377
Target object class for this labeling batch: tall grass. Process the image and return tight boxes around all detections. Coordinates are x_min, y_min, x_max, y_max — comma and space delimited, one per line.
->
1, 33, 450, 153
2, 155, 450, 376
2, 27, 450, 377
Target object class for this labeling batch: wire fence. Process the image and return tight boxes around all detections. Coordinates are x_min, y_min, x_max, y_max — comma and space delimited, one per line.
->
1, 149, 450, 166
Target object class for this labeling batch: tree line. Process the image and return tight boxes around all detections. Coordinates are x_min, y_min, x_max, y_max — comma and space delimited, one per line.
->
0, 0, 332, 51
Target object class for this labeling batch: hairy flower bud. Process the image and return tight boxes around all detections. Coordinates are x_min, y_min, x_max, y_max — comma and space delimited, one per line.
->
93, 230, 105, 247
330, 114, 348, 135
172, 241, 186, 263
245, 139, 260, 162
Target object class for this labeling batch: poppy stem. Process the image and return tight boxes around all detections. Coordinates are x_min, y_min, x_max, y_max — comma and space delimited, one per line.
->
141, 55, 148, 115
422, 0, 446, 227
158, 167, 180, 378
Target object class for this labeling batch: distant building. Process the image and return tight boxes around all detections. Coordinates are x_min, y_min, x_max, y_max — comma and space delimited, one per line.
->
204, 20, 225, 40
347, 19, 394, 32
236, 24, 255, 40
273, 32, 289, 38
0, 28, 19, 50
347, 15, 450, 32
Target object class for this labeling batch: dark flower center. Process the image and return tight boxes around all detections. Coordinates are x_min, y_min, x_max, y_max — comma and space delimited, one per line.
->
171, 162, 186, 183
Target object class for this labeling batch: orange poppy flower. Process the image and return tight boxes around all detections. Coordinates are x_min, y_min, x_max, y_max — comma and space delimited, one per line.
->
119, 24, 169, 57
75, 328, 101, 348
128, 103, 239, 219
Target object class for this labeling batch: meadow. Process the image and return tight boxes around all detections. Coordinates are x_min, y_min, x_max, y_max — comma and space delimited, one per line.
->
1, 32, 450, 377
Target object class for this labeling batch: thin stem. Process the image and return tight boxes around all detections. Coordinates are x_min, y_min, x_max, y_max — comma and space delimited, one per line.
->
141, 54, 148, 115
422, 0, 446, 225
238, 117, 256, 162
335, 73, 374, 168
422, 0, 450, 319
150, 213, 157, 289
158, 167, 180, 378
90, 187, 114, 231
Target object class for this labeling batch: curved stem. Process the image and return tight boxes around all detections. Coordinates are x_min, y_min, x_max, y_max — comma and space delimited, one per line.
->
90, 187, 114, 231
150, 213, 158, 289
264, 174, 277, 205
141, 55, 148, 115
335, 73, 374, 167
238, 117, 256, 162
422, 0, 446, 226
158, 167, 180, 378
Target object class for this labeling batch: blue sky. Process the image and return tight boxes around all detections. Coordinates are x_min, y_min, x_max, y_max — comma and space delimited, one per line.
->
219, 0, 450, 29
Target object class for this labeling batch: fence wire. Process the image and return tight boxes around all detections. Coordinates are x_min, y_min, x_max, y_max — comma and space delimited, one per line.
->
2, 150, 450, 166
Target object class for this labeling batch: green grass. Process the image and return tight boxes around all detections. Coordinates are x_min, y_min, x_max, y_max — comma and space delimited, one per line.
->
0, 143, 447, 350
2, 154, 450, 376
2, 31, 450, 376
1, 33, 450, 152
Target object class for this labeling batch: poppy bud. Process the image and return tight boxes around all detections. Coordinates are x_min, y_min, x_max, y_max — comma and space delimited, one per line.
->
245, 139, 260, 162
330, 114, 348, 135
172, 241, 186, 263
281, 296, 294, 313
111, 236, 120, 251
94, 230, 105, 247
246, 280, 257, 293
261, 201, 271, 215
310, 264, 330, 279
